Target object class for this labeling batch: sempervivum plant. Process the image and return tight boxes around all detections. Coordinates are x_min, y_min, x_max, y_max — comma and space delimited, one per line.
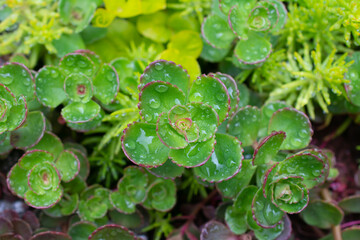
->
122, 60, 244, 183
202, 0, 287, 66
7, 146, 80, 208
35, 50, 119, 131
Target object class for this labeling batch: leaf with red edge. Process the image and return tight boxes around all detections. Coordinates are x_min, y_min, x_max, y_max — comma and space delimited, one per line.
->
169, 136, 215, 168
268, 107, 313, 150
6, 96, 27, 132
18, 150, 54, 170
227, 106, 261, 146
122, 122, 169, 167
10, 111, 46, 149
30, 231, 71, 240
156, 112, 188, 149
228, 1, 255, 39
7, 164, 29, 198
277, 153, 325, 189
0, 62, 34, 101
202, 15, 235, 49
12, 218, 32, 240
0, 217, 13, 234
140, 60, 190, 95
194, 133, 243, 182
252, 188, 284, 228
139, 81, 186, 123
253, 131, 286, 166
61, 100, 100, 123
35, 66, 66, 108
147, 159, 184, 179
89, 224, 136, 240
59, 53, 95, 78
93, 64, 119, 104
189, 75, 230, 123
29, 132, 64, 159
64, 73, 93, 103
146, 178, 176, 212
212, 73, 240, 117
55, 150, 80, 182
28, 162, 60, 195
25, 187, 62, 209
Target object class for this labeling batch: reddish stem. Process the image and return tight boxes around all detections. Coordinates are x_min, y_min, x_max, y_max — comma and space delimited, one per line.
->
341, 220, 360, 229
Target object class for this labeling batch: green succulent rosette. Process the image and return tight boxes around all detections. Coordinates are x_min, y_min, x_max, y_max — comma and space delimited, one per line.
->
7, 148, 80, 209
34, 50, 119, 131
201, 0, 287, 65
122, 60, 243, 182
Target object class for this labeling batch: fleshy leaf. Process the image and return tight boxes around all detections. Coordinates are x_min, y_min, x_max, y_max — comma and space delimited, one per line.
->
69, 149, 89, 180
93, 64, 119, 104
202, 14, 235, 49
147, 179, 176, 211
25, 188, 62, 209
227, 106, 261, 146
140, 60, 190, 95
168, 30, 203, 58
64, 73, 93, 103
234, 32, 272, 64
200, 37, 230, 62
61, 100, 100, 123
320, 226, 360, 240
29, 132, 64, 160
139, 81, 186, 123
18, 150, 54, 170
259, 101, 289, 137
0, 63, 34, 100
217, 159, 257, 199
10, 111, 46, 149
277, 153, 325, 189
109, 210, 144, 229
194, 134, 243, 182
30, 231, 71, 240
89, 224, 136, 240
67, 109, 104, 132
338, 195, 360, 213
55, 150, 80, 182
346, 52, 360, 106
247, 6, 271, 31
268, 107, 313, 150
228, 1, 256, 39
156, 112, 188, 149
252, 188, 284, 228
6, 96, 27, 132
219, 0, 256, 15
122, 122, 169, 167
136, 11, 171, 43
59, 53, 95, 78
68, 221, 97, 240
7, 163, 29, 198
189, 74, 230, 123
169, 136, 215, 167
110, 191, 136, 214
268, 0, 287, 33
187, 103, 218, 142
79, 197, 108, 220
147, 159, 184, 179
118, 167, 148, 204
253, 218, 285, 240
200, 220, 237, 240
28, 162, 60, 195
225, 186, 258, 234
35, 66, 67, 108
301, 200, 344, 229
253, 131, 286, 165
212, 73, 240, 117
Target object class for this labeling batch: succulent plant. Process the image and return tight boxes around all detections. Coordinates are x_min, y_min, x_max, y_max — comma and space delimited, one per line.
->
0, 210, 39, 240
122, 60, 244, 183
34, 50, 119, 131
7, 134, 82, 209
201, 0, 287, 65
110, 166, 176, 214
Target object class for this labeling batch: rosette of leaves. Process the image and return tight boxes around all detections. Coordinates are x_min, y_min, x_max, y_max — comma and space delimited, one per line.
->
110, 166, 177, 214
201, 0, 287, 65
77, 184, 112, 222
7, 148, 80, 209
122, 60, 244, 183
34, 50, 119, 131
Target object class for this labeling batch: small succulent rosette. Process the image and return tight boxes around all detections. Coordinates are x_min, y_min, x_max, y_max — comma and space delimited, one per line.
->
34, 50, 119, 131
110, 166, 176, 214
7, 147, 80, 209
122, 60, 244, 183
202, 0, 287, 66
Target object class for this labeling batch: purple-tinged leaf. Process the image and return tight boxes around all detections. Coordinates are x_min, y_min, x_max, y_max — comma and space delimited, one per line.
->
139, 81, 186, 124
227, 106, 261, 146
122, 122, 169, 167
93, 64, 119, 104
169, 136, 215, 168
253, 131, 286, 165
10, 111, 46, 149
140, 60, 190, 96
200, 220, 237, 240
268, 107, 313, 150
61, 100, 100, 123
189, 74, 230, 123
22, 211, 40, 231
12, 218, 32, 240
89, 224, 136, 240
35, 66, 66, 108
0, 217, 13, 234
194, 133, 243, 182
30, 231, 71, 240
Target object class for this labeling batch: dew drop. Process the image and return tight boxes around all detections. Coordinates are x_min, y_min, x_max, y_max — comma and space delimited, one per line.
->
144, 114, 153, 122
298, 129, 308, 138
155, 84, 168, 93
216, 93, 225, 101
291, 138, 302, 148
191, 92, 203, 102
312, 169, 320, 177
149, 97, 160, 109
154, 62, 164, 71
195, 78, 202, 85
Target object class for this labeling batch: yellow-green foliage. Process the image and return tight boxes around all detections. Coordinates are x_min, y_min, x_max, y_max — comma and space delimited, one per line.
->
0, 0, 72, 55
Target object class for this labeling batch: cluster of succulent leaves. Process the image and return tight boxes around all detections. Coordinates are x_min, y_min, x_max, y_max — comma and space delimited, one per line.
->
201, 0, 287, 65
